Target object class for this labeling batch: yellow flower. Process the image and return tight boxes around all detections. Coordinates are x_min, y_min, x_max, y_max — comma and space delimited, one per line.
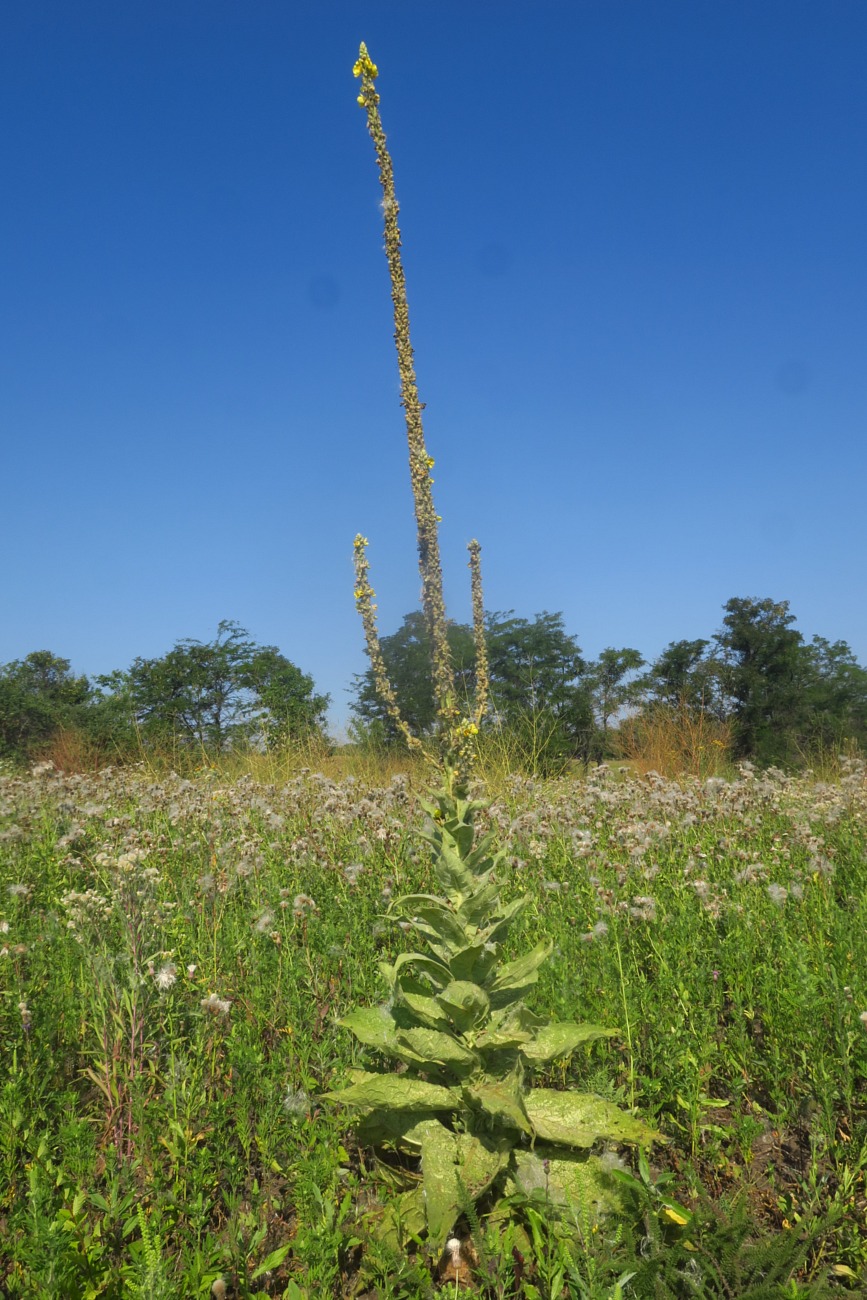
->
352, 46, 379, 79
357, 95, 366, 107
425, 456, 435, 468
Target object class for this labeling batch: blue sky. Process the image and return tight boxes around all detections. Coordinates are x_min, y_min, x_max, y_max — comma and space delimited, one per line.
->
2, 2, 865, 730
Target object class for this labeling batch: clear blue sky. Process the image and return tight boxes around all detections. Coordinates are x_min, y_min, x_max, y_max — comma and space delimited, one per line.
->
2, 2, 865, 730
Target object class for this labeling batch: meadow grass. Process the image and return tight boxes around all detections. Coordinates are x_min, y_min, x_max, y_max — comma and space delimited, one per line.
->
1, 757, 865, 1296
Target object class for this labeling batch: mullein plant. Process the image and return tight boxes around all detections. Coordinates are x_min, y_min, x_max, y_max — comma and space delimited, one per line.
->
325, 44, 657, 1249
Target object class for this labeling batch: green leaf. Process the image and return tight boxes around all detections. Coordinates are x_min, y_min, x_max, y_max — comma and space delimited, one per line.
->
454, 1131, 511, 1199
338, 1005, 399, 1050
510, 1148, 623, 1218
475, 1004, 546, 1052
447, 941, 498, 984
355, 1109, 438, 1153
395, 902, 469, 951
389, 952, 452, 989
521, 1022, 616, 1065
431, 842, 477, 897
456, 881, 500, 926
323, 1072, 457, 1114
436, 980, 490, 1031
490, 939, 553, 994
399, 988, 453, 1030
337, 1005, 440, 1069
250, 1242, 291, 1279
396, 1028, 479, 1073
415, 1119, 462, 1242
525, 1089, 659, 1148
464, 1069, 532, 1134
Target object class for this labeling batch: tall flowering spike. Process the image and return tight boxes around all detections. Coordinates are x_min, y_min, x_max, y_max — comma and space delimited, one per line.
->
353, 535, 424, 754
468, 539, 489, 729
353, 44, 457, 743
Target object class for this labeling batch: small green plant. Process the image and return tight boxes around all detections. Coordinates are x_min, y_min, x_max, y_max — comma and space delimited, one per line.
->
325, 43, 657, 1254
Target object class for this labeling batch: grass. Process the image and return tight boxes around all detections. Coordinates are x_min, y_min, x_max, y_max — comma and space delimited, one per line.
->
1, 756, 866, 1295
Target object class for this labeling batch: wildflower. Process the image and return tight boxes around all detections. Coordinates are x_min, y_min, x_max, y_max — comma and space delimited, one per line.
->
7, 883, 30, 898
446, 1238, 462, 1268
201, 993, 232, 1017
254, 909, 275, 933
154, 962, 177, 991
19, 1001, 32, 1030
211, 1282, 227, 1300
859, 1011, 867, 1026
0, 921, 9, 933
342, 862, 364, 885
186, 964, 197, 976
766, 883, 788, 907
712, 969, 720, 982
292, 894, 319, 918
352, 45, 378, 79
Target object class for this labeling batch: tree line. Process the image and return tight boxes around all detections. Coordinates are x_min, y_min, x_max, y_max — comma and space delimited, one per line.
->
351, 598, 867, 769
1, 599, 866, 770
0, 621, 329, 766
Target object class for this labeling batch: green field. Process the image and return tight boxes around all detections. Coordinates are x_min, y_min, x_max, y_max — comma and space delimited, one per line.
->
1, 758, 865, 1296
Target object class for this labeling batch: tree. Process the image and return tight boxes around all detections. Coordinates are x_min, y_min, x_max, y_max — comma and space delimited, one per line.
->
241, 646, 330, 747
106, 621, 328, 752
0, 651, 91, 762
640, 639, 715, 711
585, 647, 645, 755
713, 598, 805, 764
799, 636, 867, 753
485, 611, 592, 767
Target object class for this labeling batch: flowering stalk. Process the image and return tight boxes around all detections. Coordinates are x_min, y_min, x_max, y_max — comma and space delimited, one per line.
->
468, 539, 489, 730
353, 533, 423, 755
353, 44, 459, 747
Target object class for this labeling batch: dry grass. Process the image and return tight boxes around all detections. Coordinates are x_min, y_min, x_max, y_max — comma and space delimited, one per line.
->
617, 701, 733, 778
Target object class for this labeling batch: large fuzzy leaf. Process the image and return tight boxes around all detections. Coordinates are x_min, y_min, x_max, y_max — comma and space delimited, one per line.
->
490, 939, 553, 994
399, 988, 453, 1030
447, 941, 498, 984
525, 1089, 659, 1148
379, 952, 451, 992
338, 1005, 399, 1051
454, 1131, 511, 1199
324, 1071, 457, 1114
431, 842, 477, 897
354, 1108, 438, 1153
456, 881, 500, 927
510, 1148, 623, 1218
396, 1027, 479, 1074
475, 1005, 541, 1053
464, 1069, 532, 1135
396, 903, 469, 952
414, 1119, 462, 1242
404, 1120, 511, 1244
436, 980, 490, 1031
521, 1022, 617, 1065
